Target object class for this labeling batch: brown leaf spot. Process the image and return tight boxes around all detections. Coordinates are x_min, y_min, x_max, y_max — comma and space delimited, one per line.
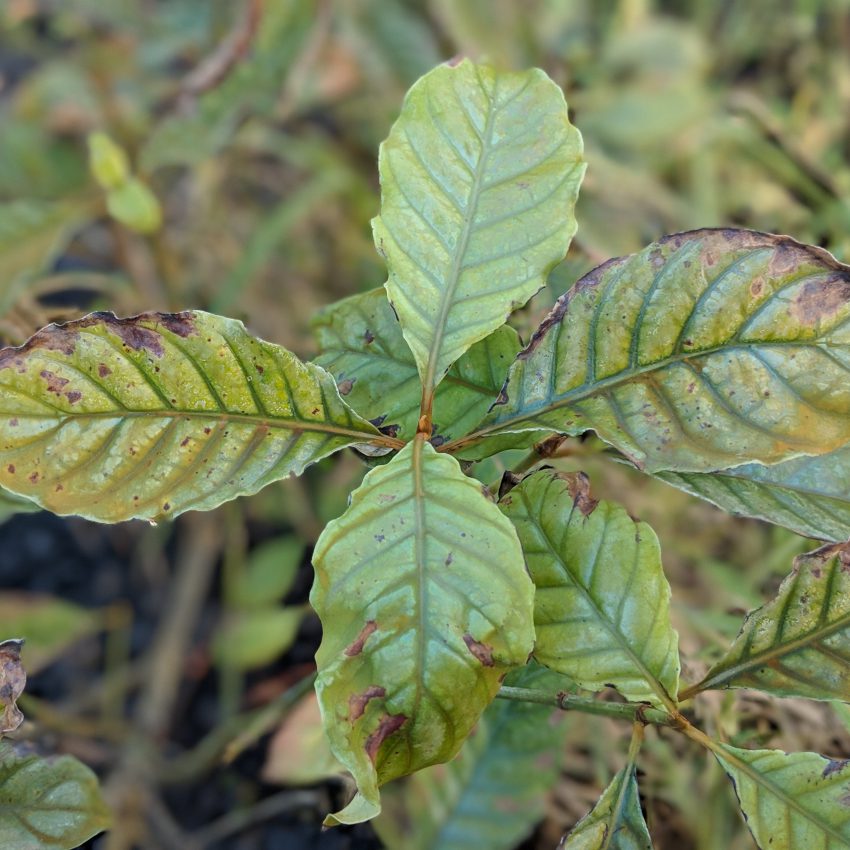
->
344, 620, 377, 657
111, 322, 165, 357
463, 633, 495, 666
791, 276, 850, 326
445, 552, 454, 566
5, 465, 12, 474
40, 369, 69, 395
98, 363, 112, 378
348, 685, 386, 722
365, 713, 407, 763
28, 471, 38, 484
204, 427, 212, 435
64, 391, 82, 404
0, 639, 26, 734
9, 419, 17, 427
157, 312, 198, 338
823, 759, 850, 778
338, 378, 355, 396
563, 471, 598, 516
364, 329, 375, 344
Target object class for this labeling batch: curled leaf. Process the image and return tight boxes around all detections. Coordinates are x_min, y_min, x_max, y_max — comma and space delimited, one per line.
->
0, 640, 25, 734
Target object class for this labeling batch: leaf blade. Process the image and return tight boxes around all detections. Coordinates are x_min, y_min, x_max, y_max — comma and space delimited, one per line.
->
0, 311, 387, 522
311, 439, 535, 825
499, 470, 679, 709
454, 229, 850, 471
374, 59, 585, 395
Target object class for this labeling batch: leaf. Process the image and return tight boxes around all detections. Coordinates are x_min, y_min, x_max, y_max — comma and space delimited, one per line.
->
655, 447, 850, 542
373, 59, 585, 397
558, 766, 653, 850
213, 607, 304, 671
373, 663, 570, 850
451, 229, 850, 471
0, 595, 97, 674
0, 641, 25, 734
0, 311, 390, 523
499, 470, 679, 709
688, 542, 850, 700
312, 288, 521, 441
715, 744, 850, 849
231, 536, 304, 609
0, 489, 39, 523
0, 743, 111, 849
310, 439, 535, 825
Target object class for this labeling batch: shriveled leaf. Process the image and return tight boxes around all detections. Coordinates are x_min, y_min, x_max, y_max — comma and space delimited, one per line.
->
311, 440, 535, 825
263, 691, 344, 786
0, 595, 97, 674
0, 641, 25, 734
0, 311, 387, 523
500, 470, 679, 709
715, 744, 850, 849
213, 607, 304, 671
656, 447, 850, 542
0, 743, 111, 849
453, 230, 850, 471
558, 765, 653, 849
373, 663, 570, 850
690, 542, 850, 700
313, 288, 521, 441
231, 537, 304, 609
374, 59, 584, 394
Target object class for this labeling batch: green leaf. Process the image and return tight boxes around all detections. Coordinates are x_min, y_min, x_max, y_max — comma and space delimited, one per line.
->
451, 229, 850, 471
213, 607, 304, 671
688, 542, 850, 700
373, 663, 570, 850
311, 439, 535, 825
655, 447, 850, 542
715, 744, 850, 849
0, 311, 389, 523
0, 744, 111, 849
559, 766, 653, 850
231, 537, 304, 609
373, 59, 584, 396
0, 488, 39, 523
0, 594, 98, 674
313, 288, 521, 441
499, 470, 679, 709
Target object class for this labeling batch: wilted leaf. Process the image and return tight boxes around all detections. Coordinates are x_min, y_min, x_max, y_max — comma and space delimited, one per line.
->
311, 440, 535, 825
313, 288, 520, 441
0, 743, 111, 849
213, 607, 304, 671
558, 765, 653, 849
0, 641, 25, 734
374, 59, 584, 396
0, 311, 390, 523
715, 744, 850, 849
656, 447, 850, 542
451, 230, 850, 471
500, 470, 679, 709
263, 691, 344, 786
373, 663, 570, 850
0, 596, 97, 674
688, 542, 850, 700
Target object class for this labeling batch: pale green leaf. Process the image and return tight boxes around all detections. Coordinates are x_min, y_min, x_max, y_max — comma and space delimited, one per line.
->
311, 440, 535, 825
373, 663, 570, 850
559, 766, 653, 850
500, 470, 679, 709
213, 607, 304, 671
715, 744, 850, 849
374, 59, 584, 394
0, 488, 39, 523
0, 744, 111, 849
312, 287, 520, 441
689, 542, 850, 700
656, 447, 850, 542
0, 594, 98, 674
450, 230, 850, 471
231, 537, 304, 608
0, 311, 389, 523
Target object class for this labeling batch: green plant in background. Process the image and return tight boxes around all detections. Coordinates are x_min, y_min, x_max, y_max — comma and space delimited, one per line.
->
5, 53, 850, 849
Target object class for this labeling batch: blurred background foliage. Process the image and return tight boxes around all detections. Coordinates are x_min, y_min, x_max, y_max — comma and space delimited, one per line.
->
2, 1, 850, 848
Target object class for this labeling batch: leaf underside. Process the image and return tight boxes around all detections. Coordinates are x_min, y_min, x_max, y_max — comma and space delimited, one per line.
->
694, 542, 850, 700
0, 745, 111, 849
310, 440, 535, 825
463, 229, 850, 472
0, 310, 380, 522
312, 287, 520, 442
716, 745, 850, 850
559, 765, 653, 850
373, 663, 570, 850
374, 58, 585, 392
499, 470, 679, 709
656, 447, 850, 542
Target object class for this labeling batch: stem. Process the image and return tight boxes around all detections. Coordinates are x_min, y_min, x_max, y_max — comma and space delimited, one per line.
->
496, 685, 681, 729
